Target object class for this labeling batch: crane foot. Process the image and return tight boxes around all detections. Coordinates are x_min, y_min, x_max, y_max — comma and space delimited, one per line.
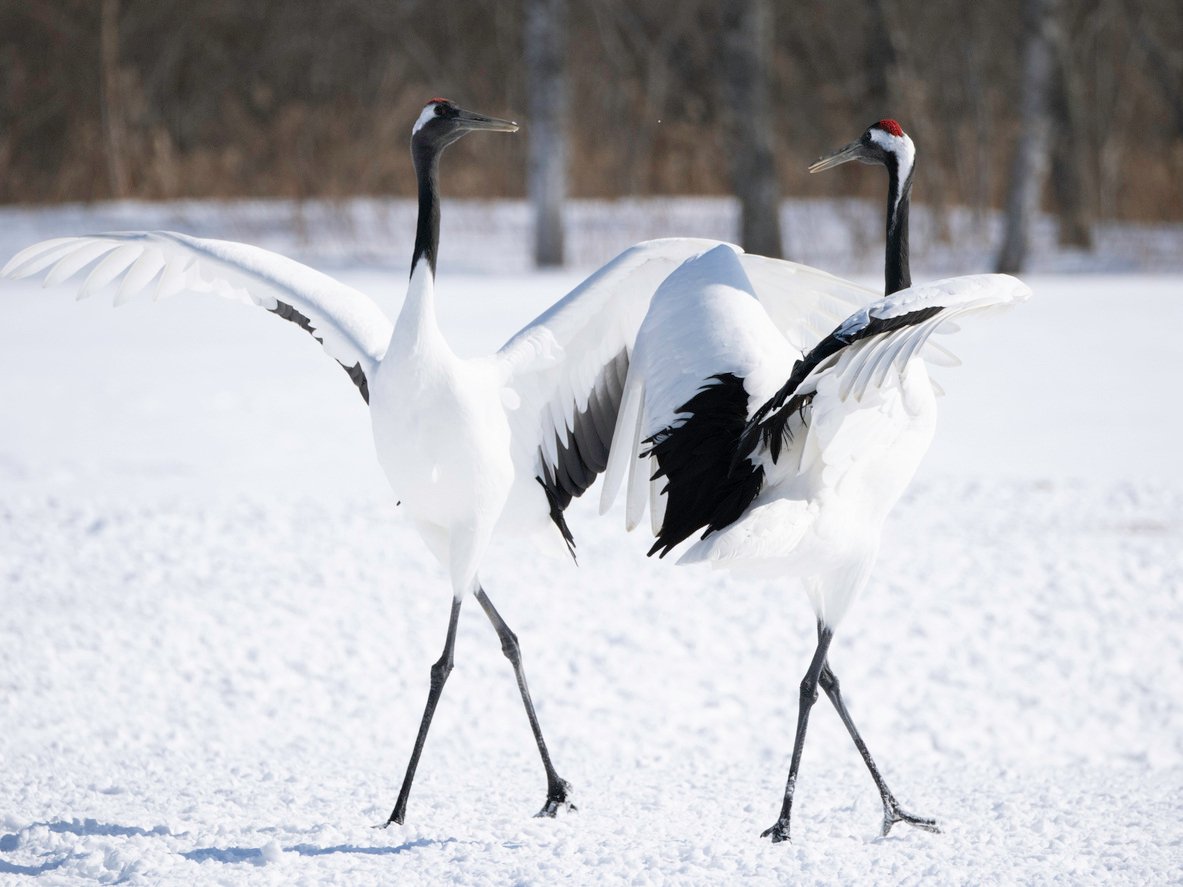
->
760, 819, 791, 843
535, 779, 576, 817
881, 802, 940, 837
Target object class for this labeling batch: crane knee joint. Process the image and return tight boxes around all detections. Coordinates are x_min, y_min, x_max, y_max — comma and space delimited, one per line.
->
498, 630, 521, 663
430, 655, 453, 689
799, 678, 819, 706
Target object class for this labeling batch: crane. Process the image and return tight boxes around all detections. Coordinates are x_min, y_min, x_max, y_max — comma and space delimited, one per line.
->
600, 120, 1031, 842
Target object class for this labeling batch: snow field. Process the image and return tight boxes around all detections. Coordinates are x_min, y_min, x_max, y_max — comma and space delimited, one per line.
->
0, 215, 1181, 883
2, 482, 1180, 884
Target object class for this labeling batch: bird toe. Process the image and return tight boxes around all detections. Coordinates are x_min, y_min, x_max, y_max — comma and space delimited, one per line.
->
760, 820, 792, 843
535, 779, 576, 818
882, 804, 940, 837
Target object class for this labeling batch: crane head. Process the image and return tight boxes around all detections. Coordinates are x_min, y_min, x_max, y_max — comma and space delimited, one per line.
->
809, 119, 914, 174
411, 98, 519, 152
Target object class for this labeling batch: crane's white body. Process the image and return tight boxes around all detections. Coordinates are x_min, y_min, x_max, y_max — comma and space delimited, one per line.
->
603, 245, 1029, 627
369, 260, 517, 590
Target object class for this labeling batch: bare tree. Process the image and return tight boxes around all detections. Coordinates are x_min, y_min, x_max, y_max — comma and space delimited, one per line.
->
865, 0, 902, 111
720, 0, 783, 258
99, 0, 129, 198
1048, 26, 1093, 249
1, 0, 1180, 220
525, 0, 568, 267
1126, 0, 1183, 140
996, 0, 1059, 273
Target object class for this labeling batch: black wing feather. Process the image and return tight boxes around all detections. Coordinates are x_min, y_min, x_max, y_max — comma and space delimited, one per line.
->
737, 305, 943, 466
269, 298, 370, 404
536, 348, 631, 560
644, 373, 763, 558
646, 306, 945, 558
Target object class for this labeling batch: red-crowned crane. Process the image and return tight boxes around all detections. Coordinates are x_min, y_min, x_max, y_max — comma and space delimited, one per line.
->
600, 120, 1031, 842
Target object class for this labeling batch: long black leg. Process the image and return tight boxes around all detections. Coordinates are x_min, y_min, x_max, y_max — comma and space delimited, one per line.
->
816, 628, 939, 836
384, 597, 462, 827
475, 586, 574, 817
761, 626, 833, 843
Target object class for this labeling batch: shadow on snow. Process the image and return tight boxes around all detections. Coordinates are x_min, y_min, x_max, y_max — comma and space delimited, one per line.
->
0, 817, 453, 872
183, 837, 453, 864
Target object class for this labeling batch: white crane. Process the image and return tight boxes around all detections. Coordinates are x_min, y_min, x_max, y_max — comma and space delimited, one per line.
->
601, 120, 1031, 842
1, 99, 852, 827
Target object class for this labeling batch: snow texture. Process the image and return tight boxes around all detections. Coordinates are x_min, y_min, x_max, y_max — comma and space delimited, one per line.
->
1, 203, 1181, 884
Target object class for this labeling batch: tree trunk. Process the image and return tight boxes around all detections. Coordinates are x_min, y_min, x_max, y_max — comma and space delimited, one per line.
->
865, 0, 901, 112
525, 0, 568, 267
99, 0, 129, 199
996, 0, 1058, 273
1049, 30, 1093, 250
1126, 0, 1183, 140
720, 0, 783, 258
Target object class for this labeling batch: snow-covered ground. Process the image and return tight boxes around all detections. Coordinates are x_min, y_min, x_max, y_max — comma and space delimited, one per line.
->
1, 203, 1180, 884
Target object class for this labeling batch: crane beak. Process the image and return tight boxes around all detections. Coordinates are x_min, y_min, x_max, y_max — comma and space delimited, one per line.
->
809, 140, 864, 173
455, 108, 519, 133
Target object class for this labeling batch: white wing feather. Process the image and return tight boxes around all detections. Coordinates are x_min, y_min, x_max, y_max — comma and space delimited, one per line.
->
3, 231, 393, 382
737, 254, 879, 353
822, 273, 1030, 403
497, 238, 889, 481
497, 238, 749, 476
599, 244, 799, 521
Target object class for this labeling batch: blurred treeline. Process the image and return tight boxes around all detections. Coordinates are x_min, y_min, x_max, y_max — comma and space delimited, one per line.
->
0, 0, 1179, 222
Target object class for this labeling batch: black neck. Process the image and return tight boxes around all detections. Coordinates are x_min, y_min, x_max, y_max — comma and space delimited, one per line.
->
885, 157, 913, 295
411, 140, 441, 278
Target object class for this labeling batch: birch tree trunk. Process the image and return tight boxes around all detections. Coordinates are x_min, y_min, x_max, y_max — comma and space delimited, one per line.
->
720, 0, 783, 258
996, 0, 1058, 273
525, 0, 568, 267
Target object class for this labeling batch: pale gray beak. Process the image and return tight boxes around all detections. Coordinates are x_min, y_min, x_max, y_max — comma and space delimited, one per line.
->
809, 140, 866, 173
455, 108, 519, 133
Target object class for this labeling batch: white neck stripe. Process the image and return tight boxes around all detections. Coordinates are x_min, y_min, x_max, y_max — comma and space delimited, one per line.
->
412, 105, 438, 136
870, 129, 915, 216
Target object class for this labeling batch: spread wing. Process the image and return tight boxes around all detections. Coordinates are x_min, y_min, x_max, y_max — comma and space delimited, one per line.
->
2, 232, 393, 402
597, 249, 904, 527
702, 273, 1032, 554
596, 245, 797, 539
495, 238, 750, 554
738, 254, 879, 353
744, 273, 1032, 462
740, 255, 963, 384
609, 268, 1031, 559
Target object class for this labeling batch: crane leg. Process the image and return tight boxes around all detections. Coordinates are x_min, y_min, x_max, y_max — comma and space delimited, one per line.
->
761, 626, 833, 843
816, 625, 940, 837
476, 586, 574, 817
384, 597, 462, 827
